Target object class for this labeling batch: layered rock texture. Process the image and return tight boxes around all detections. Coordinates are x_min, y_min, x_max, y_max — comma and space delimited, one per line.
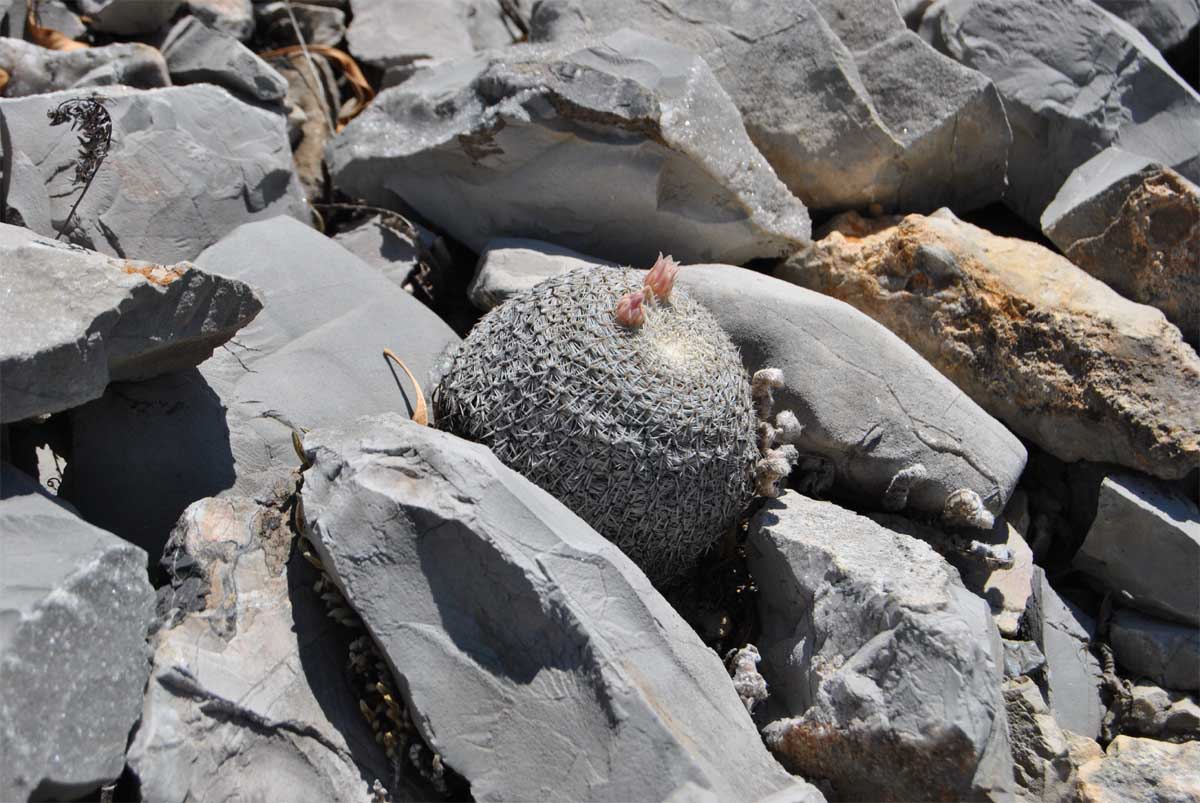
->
783, 209, 1200, 479
299, 414, 823, 803
0, 223, 261, 424
330, 30, 811, 266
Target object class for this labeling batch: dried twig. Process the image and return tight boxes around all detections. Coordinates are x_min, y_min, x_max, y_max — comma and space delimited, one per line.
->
46, 96, 112, 241
280, 0, 335, 135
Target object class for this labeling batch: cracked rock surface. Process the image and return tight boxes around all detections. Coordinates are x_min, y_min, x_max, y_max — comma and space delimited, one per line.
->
299, 413, 825, 803
0, 84, 306, 264
127, 478, 426, 803
56, 216, 460, 565
749, 492, 1014, 802
0, 223, 262, 424
531, 0, 1010, 215
330, 29, 811, 266
921, 0, 1200, 226
783, 209, 1200, 479
0, 464, 155, 802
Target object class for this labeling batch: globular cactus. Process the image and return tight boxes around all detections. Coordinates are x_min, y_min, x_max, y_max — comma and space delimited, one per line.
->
432, 256, 759, 585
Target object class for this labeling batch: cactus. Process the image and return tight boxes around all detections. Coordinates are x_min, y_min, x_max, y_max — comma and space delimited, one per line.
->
432, 258, 759, 585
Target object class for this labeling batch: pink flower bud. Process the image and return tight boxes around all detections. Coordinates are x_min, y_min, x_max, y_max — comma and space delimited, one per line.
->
615, 289, 646, 327
644, 252, 680, 301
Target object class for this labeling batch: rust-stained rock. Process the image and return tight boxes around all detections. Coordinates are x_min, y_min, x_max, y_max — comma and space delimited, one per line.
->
1075, 736, 1200, 803
780, 209, 1200, 479
1042, 149, 1199, 345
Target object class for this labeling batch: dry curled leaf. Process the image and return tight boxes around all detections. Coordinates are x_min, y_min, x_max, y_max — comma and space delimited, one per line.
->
382, 348, 429, 426
26, 6, 88, 51
259, 44, 375, 130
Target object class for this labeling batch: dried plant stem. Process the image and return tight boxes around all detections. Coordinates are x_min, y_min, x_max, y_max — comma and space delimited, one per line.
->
282, 0, 335, 135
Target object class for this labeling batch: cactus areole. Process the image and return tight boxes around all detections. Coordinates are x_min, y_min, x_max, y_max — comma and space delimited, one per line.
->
433, 258, 758, 585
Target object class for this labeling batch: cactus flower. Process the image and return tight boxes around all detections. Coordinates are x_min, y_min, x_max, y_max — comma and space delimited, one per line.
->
615, 289, 647, 327
644, 252, 681, 301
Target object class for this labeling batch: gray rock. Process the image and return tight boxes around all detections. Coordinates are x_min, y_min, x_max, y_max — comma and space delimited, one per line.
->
469, 238, 611, 310
0, 38, 169, 96
679, 265, 1026, 521
162, 16, 287, 102
922, 0, 1200, 226
749, 492, 1013, 802
1110, 608, 1200, 692
57, 216, 459, 565
0, 464, 155, 802
1042, 147, 1199, 344
299, 413, 824, 803
127, 482, 422, 803
346, 0, 516, 69
29, 0, 85, 39
1092, 0, 1200, 52
1027, 568, 1105, 739
1004, 677, 1077, 803
0, 0, 25, 37
1075, 473, 1200, 626
77, 0, 183, 34
330, 29, 811, 266
1004, 639, 1047, 679
0, 85, 306, 265
1120, 682, 1200, 742
530, 0, 1010, 215
1, 150, 52, 233
187, 0, 254, 40
0, 223, 261, 424
1075, 736, 1200, 803
332, 213, 435, 289
255, 1, 345, 46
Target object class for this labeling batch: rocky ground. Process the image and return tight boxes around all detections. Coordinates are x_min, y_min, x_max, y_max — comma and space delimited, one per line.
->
1, 1, 1198, 802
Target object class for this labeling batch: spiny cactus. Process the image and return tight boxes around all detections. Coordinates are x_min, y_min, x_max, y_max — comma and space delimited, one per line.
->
432, 257, 759, 585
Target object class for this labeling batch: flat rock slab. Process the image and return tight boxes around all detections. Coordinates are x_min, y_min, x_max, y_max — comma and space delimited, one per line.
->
330, 29, 811, 266
332, 213, 435, 290
127, 483, 422, 803
1042, 148, 1199, 344
783, 209, 1200, 479
463, 240, 1026, 521
346, 0, 516, 69
162, 15, 288, 102
749, 492, 1013, 801
1076, 736, 1200, 803
299, 413, 823, 803
0, 464, 155, 802
0, 84, 306, 264
531, 0, 1009, 215
1075, 472, 1200, 626
922, 0, 1200, 226
0, 223, 261, 424
187, 0, 255, 40
77, 0, 182, 34
0, 38, 168, 96
57, 216, 460, 564
1110, 608, 1200, 692
1027, 568, 1105, 740
1092, 0, 1200, 52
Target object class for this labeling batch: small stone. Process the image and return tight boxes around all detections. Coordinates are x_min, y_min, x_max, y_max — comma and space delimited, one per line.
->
750, 492, 1013, 802
1076, 736, 1200, 803
0, 38, 169, 96
0, 223, 261, 424
77, 0, 182, 34
1042, 148, 1199, 346
162, 16, 288, 103
1075, 473, 1200, 626
0, 464, 155, 802
1110, 608, 1200, 692
1003, 639, 1047, 679
186, 0, 254, 40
